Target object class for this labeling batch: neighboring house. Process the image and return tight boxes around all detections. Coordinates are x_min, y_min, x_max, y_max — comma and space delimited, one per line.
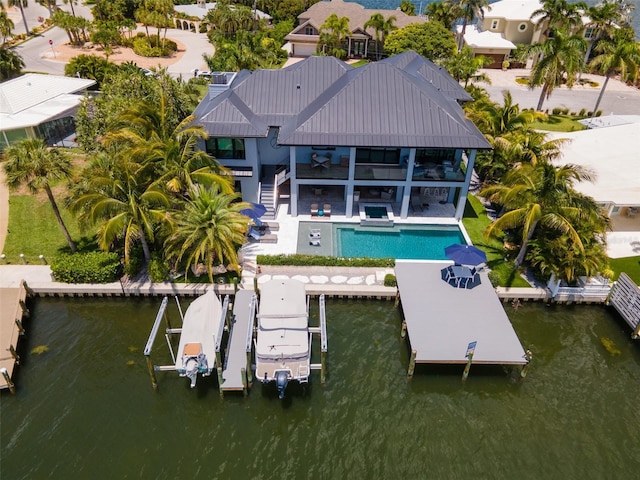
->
460, 0, 545, 67
192, 51, 490, 221
462, 0, 597, 68
174, 0, 271, 32
285, 0, 429, 58
0, 74, 96, 151
547, 118, 640, 227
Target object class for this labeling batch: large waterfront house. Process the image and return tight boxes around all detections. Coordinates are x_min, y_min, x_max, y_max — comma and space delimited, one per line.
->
285, 0, 429, 59
461, 0, 599, 68
0, 74, 96, 152
192, 51, 490, 221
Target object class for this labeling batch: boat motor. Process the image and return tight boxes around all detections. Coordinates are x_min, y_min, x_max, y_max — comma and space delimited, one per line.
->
275, 370, 289, 399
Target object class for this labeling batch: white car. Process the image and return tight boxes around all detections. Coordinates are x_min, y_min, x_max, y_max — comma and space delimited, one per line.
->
195, 70, 212, 78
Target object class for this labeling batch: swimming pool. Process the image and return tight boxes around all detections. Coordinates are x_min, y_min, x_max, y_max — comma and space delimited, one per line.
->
335, 224, 465, 260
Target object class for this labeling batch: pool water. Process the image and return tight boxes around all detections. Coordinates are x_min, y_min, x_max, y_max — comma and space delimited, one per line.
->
335, 224, 465, 259
364, 206, 388, 219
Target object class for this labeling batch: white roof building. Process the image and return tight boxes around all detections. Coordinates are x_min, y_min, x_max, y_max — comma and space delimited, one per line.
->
0, 74, 95, 149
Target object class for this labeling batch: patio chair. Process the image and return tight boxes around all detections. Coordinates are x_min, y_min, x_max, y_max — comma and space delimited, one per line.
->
323, 203, 331, 217
309, 228, 321, 239
309, 238, 321, 247
311, 203, 319, 217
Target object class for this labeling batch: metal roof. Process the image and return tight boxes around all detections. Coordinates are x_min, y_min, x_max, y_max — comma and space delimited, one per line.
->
0, 74, 95, 115
395, 261, 527, 365
193, 52, 490, 150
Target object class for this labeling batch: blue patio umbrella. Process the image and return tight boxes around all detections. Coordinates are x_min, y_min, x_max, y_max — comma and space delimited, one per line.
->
240, 203, 267, 222
444, 244, 487, 266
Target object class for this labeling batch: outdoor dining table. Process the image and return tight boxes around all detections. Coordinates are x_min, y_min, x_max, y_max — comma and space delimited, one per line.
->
445, 265, 474, 288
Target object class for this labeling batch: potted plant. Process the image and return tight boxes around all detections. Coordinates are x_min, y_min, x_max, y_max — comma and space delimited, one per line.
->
502, 60, 510, 71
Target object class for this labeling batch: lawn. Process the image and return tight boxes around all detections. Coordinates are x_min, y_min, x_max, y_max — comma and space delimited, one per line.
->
2, 194, 97, 264
609, 256, 640, 284
530, 114, 587, 132
462, 194, 530, 288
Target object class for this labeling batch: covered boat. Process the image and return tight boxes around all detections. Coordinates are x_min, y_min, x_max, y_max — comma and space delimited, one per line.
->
175, 289, 225, 388
256, 279, 311, 398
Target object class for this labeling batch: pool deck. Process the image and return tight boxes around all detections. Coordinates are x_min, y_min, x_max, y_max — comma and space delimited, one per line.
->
395, 261, 528, 366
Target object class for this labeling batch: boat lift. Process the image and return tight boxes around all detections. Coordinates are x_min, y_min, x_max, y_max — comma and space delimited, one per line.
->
143, 295, 230, 392
308, 294, 328, 385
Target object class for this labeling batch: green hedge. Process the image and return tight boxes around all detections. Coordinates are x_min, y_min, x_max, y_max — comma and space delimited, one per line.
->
384, 274, 397, 287
51, 252, 122, 284
257, 254, 395, 268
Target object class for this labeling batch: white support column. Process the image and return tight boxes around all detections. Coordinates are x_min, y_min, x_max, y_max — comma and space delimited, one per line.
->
290, 146, 298, 217
346, 148, 356, 218
454, 149, 477, 221
400, 149, 416, 219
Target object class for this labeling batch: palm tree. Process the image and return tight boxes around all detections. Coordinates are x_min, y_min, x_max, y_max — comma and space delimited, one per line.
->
2, 138, 77, 253
8, 0, 29, 36
531, 0, 586, 38
455, 0, 490, 50
518, 29, 587, 111
104, 92, 233, 197
0, 47, 24, 80
363, 13, 396, 60
62, 0, 78, 17
589, 33, 640, 116
425, 1, 464, 32
481, 162, 596, 267
0, 5, 14, 46
70, 153, 171, 265
164, 186, 250, 283
467, 91, 541, 138
399, 0, 416, 16
444, 46, 491, 87
317, 13, 351, 59
583, 2, 621, 61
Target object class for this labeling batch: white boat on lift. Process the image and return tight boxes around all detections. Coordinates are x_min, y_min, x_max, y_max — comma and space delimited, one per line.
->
255, 279, 311, 398
175, 289, 225, 388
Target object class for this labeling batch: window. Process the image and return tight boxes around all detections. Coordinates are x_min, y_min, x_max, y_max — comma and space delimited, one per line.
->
518, 23, 527, 32
415, 148, 455, 164
491, 20, 499, 30
206, 138, 246, 159
304, 26, 315, 35
355, 148, 400, 164
584, 27, 596, 40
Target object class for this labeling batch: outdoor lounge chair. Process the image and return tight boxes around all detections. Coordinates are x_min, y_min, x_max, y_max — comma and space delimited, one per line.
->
311, 203, 319, 217
248, 228, 278, 244
309, 228, 321, 239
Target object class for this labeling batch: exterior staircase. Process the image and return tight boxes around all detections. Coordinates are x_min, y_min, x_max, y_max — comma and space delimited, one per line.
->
260, 182, 276, 220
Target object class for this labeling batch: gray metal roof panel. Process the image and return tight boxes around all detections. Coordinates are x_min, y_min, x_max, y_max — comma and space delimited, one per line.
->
279, 62, 490, 148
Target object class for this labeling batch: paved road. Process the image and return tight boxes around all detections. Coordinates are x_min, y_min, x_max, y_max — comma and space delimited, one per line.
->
480, 68, 640, 116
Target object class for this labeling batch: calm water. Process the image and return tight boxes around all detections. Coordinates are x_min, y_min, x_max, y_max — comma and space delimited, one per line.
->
357, 0, 640, 39
336, 224, 464, 259
2, 297, 640, 479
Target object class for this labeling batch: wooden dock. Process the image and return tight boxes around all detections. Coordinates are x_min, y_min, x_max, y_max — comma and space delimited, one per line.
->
0, 282, 28, 392
220, 289, 256, 394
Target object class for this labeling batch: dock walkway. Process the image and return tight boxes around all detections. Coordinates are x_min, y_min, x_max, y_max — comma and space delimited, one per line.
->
0, 283, 27, 390
395, 261, 528, 371
220, 289, 256, 392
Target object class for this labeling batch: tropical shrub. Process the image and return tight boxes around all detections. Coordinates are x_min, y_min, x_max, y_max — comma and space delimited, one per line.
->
257, 254, 395, 268
51, 252, 121, 283
148, 255, 170, 283
384, 274, 397, 287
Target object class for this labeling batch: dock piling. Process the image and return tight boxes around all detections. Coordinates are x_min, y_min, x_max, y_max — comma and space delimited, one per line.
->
0, 367, 15, 394
145, 356, 158, 391
462, 352, 474, 382
407, 349, 417, 378
400, 320, 407, 338
241, 367, 248, 396
520, 350, 533, 379
9, 345, 20, 364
